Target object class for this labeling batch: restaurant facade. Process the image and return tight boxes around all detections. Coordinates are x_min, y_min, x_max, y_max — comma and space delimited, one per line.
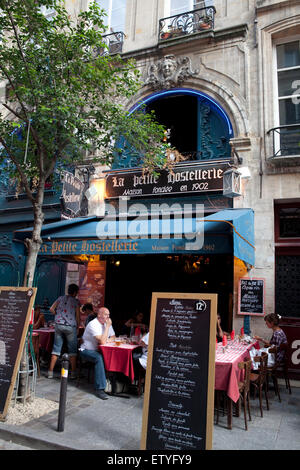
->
1, 1, 300, 376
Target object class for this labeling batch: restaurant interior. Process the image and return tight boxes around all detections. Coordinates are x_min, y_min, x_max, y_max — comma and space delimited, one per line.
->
102, 253, 233, 335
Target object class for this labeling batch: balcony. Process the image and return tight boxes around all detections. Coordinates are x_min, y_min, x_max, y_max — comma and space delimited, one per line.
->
95, 32, 125, 56
158, 6, 216, 42
267, 124, 300, 165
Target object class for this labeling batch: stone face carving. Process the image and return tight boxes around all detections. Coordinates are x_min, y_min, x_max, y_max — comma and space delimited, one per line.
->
145, 55, 199, 90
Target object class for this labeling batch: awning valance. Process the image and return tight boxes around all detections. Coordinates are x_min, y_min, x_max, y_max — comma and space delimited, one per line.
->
14, 208, 255, 266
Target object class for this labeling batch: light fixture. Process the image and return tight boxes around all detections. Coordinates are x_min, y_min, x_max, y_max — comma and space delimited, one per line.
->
86, 177, 106, 216
223, 167, 241, 197
115, 260, 120, 266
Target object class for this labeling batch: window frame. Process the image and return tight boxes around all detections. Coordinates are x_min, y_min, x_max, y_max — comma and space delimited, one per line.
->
94, 0, 127, 34
272, 36, 300, 156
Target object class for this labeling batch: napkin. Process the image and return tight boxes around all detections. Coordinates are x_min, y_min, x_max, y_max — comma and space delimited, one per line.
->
230, 330, 235, 340
222, 335, 227, 346
240, 326, 244, 336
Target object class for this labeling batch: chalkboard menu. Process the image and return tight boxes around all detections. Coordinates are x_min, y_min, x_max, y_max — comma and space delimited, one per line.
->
0, 287, 37, 420
238, 278, 265, 316
141, 292, 217, 450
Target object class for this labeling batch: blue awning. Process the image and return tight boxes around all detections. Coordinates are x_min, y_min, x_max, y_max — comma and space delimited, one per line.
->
14, 209, 255, 266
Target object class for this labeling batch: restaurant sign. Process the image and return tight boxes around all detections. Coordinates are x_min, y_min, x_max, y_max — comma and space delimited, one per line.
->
61, 171, 84, 215
39, 237, 231, 256
105, 162, 229, 199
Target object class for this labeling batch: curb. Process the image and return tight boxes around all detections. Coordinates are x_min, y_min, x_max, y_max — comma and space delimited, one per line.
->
0, 427, 76, 450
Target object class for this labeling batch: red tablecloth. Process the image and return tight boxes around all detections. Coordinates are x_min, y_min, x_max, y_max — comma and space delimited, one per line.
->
215, 341, 259, 403
33, 328, 55, 353
99, 343, 139, 383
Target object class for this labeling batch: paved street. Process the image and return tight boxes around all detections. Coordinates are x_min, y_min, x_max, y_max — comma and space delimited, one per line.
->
0, 371, 299, 451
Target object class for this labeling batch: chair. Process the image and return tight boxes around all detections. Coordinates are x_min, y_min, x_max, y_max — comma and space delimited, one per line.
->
237, 360, 252, 430
31, 333, 40, 378
250, 352, 269, 417
267, 343, 291, 402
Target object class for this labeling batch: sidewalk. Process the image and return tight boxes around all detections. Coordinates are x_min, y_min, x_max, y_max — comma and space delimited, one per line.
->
0, 369, 299, 450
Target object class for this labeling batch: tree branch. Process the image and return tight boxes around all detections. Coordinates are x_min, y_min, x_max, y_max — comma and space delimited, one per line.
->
0, 63, 29, 120
0, 135, 35, 203
4, 1, 38, 108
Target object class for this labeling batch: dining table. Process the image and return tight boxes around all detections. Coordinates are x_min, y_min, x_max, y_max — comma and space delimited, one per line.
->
215, 339, 260, 429
99, 341, 140, 397
33, 326, 55, 354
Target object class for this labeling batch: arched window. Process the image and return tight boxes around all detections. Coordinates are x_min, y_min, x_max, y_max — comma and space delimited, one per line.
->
112, 88, 233, 170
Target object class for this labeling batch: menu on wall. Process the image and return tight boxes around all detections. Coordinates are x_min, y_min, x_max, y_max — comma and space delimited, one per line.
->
238, 278, 265, 316
78, 260, 106, 324
0, 287, 37, 420
141, 292, 217, 451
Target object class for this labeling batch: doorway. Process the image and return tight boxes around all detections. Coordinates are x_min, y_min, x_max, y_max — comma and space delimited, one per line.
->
103, 253, 233, 335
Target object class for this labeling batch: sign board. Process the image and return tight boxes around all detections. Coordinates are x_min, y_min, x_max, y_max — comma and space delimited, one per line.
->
61, 170, 84, 216
0, 287, 37, 420
105, 163, 228, 199
238, 278, 265, 316
141, 292, 217, 450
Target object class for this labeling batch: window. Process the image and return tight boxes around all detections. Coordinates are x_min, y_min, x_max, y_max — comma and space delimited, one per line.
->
169, 0, 213, 16
274, 40, 300, 156
277, 41, 300, 126
96, 0, 126, 33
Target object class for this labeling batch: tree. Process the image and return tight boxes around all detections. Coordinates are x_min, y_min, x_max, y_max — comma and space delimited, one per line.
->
0, 0, 167, 287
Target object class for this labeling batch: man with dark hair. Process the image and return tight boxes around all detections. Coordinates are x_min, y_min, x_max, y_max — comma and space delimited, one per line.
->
82, 303, 96, 326
47, 284, 81, 379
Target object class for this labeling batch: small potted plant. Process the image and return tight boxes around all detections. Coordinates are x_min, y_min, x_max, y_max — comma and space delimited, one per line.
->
199, 16, 211, 30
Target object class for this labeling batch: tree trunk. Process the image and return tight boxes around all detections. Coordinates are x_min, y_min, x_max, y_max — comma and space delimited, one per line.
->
18, 181, 45, 401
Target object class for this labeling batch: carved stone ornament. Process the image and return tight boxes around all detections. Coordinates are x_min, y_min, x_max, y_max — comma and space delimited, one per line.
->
145, 55, 199, 90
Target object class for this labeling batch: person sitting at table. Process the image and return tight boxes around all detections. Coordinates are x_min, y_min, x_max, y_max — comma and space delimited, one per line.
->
124, 311, 148, 337
216, 314, 229, 342
33, 305, 45, 330
138, 332, 149, 370
47, 283, 81, 380
254, 313, 287, 363
79, 307, 116, 400
82, 303, 96, 326
132, 332, 149, 389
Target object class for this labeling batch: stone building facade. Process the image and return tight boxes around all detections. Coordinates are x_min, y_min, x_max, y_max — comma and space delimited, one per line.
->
1, 1, 299, 360
73, 1, 300, 341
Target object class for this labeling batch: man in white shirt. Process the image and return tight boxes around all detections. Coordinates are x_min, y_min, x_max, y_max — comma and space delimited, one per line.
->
139, 332, 149, 370
80, 307, 115, 400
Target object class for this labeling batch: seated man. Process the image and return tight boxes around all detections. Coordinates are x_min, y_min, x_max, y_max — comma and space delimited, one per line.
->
138, 332, 149, 370
132, 332, 149, 378
79, 307, 115, 400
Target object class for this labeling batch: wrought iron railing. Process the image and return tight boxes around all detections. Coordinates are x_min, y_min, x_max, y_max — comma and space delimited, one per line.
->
93, 32, 125, 57
267, 124, 300, 159
158, 6, 216, 41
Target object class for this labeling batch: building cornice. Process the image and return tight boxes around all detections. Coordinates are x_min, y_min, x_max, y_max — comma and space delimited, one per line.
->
256, 0, 300, 14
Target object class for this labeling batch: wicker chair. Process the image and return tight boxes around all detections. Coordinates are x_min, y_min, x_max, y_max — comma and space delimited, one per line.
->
267, 343, 291, 402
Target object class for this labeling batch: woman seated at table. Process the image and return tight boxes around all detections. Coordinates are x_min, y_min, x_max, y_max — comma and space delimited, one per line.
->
124, 311, 148, 336
254, 313, 287, 363
33, 305, 45, 330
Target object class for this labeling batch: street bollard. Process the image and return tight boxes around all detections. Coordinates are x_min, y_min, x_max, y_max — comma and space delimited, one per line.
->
57, 353, 69, 432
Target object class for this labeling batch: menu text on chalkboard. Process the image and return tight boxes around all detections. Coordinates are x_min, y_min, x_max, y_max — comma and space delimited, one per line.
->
0, 287, 37, 420
238, 278, 265, 316
141, 292, 217, 451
